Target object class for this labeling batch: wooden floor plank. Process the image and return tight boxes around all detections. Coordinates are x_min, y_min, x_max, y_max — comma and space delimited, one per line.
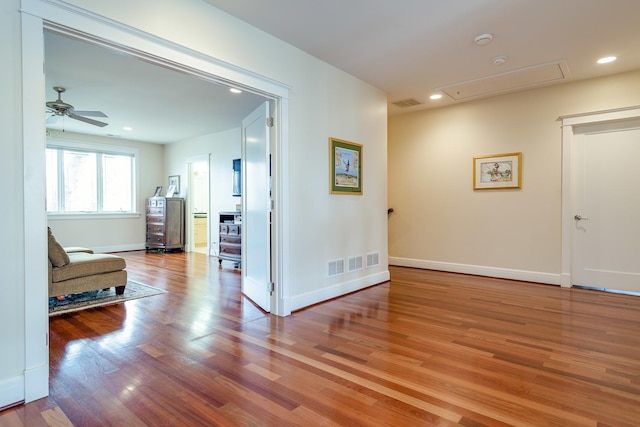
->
2, 252, 640, 426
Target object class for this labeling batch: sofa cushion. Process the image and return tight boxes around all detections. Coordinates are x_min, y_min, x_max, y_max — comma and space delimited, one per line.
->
51, 252, 126, 283
48, 227, 70, 267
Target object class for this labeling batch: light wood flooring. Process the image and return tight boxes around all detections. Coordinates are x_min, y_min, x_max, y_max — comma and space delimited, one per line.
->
2, 251, 640, 426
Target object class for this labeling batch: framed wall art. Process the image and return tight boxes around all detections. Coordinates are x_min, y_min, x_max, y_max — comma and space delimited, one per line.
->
330, 137, 362, 194
473, 152, 522, 190
168, 175, 180, 195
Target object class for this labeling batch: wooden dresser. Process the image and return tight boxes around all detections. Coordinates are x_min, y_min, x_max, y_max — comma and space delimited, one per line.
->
146, 197, 185, 252
218, 211, 241, 267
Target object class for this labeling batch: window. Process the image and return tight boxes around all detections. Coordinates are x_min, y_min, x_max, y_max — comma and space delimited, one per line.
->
46, 144, 136, 214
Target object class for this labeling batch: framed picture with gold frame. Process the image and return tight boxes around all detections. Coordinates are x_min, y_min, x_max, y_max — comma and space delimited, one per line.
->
330, 137, 362, 194
473, 152, 522, 190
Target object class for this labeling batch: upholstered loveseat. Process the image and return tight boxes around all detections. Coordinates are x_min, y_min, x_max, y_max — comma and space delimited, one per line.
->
48, 227, 127, 298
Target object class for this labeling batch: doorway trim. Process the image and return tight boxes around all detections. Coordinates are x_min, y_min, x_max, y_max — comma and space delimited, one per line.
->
21, 0, 292, 402
559, 105, 640, 288
186, 155, 211, 255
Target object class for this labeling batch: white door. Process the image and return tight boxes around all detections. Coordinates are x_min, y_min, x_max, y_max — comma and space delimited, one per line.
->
241, 102, 271, 311
572, 125, 640, 292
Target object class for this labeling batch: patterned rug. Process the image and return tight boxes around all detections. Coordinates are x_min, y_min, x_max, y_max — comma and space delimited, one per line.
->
49, 280, 166, 316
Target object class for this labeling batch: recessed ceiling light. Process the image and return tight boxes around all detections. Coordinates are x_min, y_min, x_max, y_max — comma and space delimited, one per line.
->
123, 126, 133, 131
229, 88, 242, 94
429, 94, 443, 100
597, 56, 617, 64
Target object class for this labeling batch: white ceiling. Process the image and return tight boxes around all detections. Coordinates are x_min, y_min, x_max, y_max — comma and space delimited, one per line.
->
45, 1, 640, 143
45, 31, 267, 144
204, 0, 640, 113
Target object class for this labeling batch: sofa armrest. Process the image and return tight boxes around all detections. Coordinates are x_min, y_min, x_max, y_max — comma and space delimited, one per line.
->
64, 247, 94, 254
48, 259, 53, 287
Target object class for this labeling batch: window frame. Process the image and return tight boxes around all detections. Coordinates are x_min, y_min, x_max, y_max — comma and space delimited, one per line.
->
46, 138, 140, 219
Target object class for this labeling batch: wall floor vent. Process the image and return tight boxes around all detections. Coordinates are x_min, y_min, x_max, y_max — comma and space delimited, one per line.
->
348, 256, 363, 272
328, 259, 345, 277
366, 252, 380, 268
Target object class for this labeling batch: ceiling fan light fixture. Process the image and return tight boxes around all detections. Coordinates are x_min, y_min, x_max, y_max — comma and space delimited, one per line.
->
474, 33, 493, 46
45, 86, 108, 127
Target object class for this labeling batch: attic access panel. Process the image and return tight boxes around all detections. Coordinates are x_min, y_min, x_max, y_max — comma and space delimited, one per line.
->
440, 61, 568, 101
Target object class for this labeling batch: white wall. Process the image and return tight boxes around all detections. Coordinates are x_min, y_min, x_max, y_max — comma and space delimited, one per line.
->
1, 0, 26, 408
47, 130, 165, 252
388, 70, 640, 283
59, 0, 390, 310
165, 128, 241, 255
6, 0, 388, 406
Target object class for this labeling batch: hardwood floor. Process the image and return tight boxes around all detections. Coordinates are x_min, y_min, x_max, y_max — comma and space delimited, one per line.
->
2, 251, 640, 426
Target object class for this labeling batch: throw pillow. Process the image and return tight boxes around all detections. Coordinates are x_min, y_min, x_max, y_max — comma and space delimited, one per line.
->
48, 227, 70, 267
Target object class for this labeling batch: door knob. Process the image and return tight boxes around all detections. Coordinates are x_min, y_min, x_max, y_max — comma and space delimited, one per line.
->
574, 214, 589, 221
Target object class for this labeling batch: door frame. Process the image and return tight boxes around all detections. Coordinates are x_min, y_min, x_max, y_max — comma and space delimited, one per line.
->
186, 155, 211, 254
560, 105, 640, 288
21, 0, 292, 402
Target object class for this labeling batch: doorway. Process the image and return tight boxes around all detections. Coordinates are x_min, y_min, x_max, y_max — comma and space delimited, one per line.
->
188, 158, 210, 255
560, 106, 640, 292
21, 1, 291, 404
571, 124, 640, 292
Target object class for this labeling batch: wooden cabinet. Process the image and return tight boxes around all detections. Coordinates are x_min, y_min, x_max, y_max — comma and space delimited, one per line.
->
146, 197, 185, 252
219, 211, 241, 267
194, 216, 207, 247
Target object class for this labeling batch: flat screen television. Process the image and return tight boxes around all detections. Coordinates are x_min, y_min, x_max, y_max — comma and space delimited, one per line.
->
232, 158, 241, 197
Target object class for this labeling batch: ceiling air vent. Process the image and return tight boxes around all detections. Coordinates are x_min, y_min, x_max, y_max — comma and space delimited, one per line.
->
392, 98, 423, 108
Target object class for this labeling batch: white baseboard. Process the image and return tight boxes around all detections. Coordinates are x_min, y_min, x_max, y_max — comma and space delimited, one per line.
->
24, 363, 49, 403
289, 270, 391, 312
0, 375, 23, 409
93, 243, 147, 253
389, 257, 561, 285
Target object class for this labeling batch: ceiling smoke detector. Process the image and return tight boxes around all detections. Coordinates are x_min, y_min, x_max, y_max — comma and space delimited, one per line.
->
492, 56, 507, 65
474, 33, 493, 46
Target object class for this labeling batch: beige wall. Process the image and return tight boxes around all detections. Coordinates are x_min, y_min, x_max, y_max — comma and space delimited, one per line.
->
388, 69, 640, 283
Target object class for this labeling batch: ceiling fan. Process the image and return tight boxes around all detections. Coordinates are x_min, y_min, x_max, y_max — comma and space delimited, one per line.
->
46, 86, 109, 127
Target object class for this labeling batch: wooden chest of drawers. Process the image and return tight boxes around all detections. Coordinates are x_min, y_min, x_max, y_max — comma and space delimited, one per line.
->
219, 211, 241, 267
146, 197, 185, 252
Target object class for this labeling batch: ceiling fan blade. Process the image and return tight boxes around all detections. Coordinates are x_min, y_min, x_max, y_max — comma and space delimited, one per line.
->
68, 113, 108, 127
73, 110, 108, 118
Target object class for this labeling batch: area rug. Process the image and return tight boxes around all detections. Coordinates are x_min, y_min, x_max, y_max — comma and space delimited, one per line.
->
49, 280, 167, 316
